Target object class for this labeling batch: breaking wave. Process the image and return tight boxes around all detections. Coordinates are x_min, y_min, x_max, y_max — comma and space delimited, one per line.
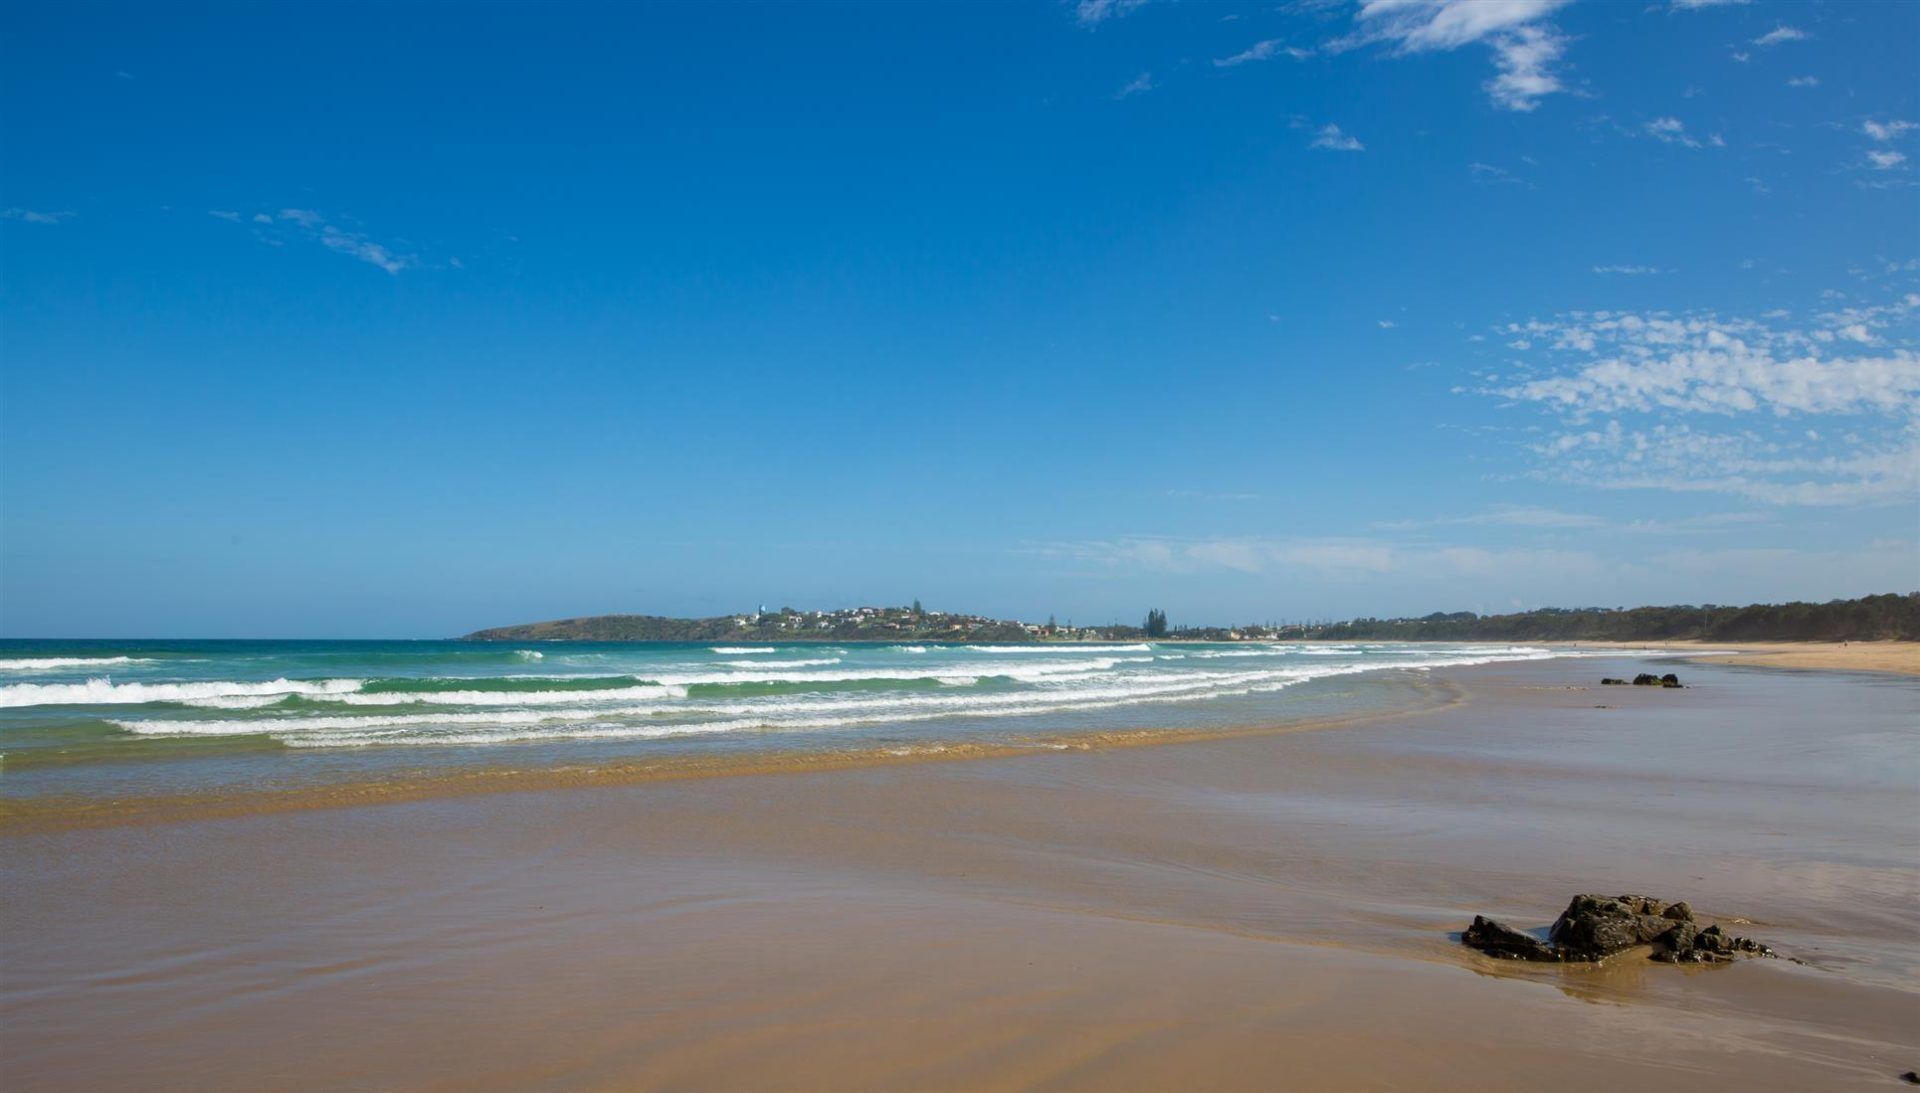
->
14, 640, 1591, 756
0, 677, 363, 708
0, 656, 154, 671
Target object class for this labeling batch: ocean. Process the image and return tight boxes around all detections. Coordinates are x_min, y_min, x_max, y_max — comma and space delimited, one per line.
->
0, 638, 1607, 801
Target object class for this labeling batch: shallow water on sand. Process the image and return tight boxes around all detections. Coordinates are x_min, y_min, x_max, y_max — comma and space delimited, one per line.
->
0, 638, 1605, 800
2, 658, 1914, 1090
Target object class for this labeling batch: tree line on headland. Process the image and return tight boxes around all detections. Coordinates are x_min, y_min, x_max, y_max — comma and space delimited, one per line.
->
464, 593, 1917, 643
1273, 592, 1918, 643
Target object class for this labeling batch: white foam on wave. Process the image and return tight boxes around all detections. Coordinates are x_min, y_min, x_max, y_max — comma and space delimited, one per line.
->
718, 658, 841, 669
0, 677, 363, 709
121, 666, 1311, 745
181, 694, 294, 710
327, 684, 687, 707
641, 658, 1136, 688
963, 644, 1152, 654
515, 650, 544, 661
710, 646, 776, 655
163, 661, 1134, 714
112, 704, 681, 736
0, 656, 154, 671
266, 674, 1327, 749
280, 719, 752, 749
98, 643, 1588, 749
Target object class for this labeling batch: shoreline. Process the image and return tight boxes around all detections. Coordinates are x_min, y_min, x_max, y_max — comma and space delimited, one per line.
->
7, 641, 1913, 835
1554, 639, 1920, 676
466, 633, 1920, 677
0, 678, 1466, 835
5, 654, 1913, 1090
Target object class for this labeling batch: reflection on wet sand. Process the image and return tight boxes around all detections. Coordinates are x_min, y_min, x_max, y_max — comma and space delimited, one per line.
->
3, 657, 1915, 1090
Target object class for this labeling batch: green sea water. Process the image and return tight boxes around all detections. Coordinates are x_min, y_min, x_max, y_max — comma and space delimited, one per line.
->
0, 637, 1600, 800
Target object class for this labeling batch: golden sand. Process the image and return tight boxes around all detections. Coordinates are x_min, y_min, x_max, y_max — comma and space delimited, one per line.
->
0, 684, 1463, 836
5, 656, 1915, 1090
1671, 640, 1920, 675
1553, 639, 1920, 675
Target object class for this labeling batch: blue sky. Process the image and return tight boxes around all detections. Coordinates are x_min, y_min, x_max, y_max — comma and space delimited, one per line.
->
2, 0, 1916, 637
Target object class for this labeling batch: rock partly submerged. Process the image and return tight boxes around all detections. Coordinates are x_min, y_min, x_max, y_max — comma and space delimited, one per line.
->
1462, 894, 1773, 964
1600, 673, 1683, 687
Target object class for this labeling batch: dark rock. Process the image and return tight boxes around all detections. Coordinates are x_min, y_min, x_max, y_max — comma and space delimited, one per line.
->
1462, 916, 1562, 962
1463, 893, 1772, 965
1898, 1071, 1919, 1085
1632, 673, 1661, 686
1661, 673, 1683, 688
1600, 677, 1627, 685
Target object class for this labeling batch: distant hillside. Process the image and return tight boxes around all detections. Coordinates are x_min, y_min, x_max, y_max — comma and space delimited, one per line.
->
1283, 593, 1919, 644
465, 593, 1920, 644
465, 605, 1049, 643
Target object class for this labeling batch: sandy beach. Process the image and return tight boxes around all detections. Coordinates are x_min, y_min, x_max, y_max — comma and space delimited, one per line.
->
1548, 640, 1920, 677
1661, 640, 1920, 676
4, 654, 1916, 1090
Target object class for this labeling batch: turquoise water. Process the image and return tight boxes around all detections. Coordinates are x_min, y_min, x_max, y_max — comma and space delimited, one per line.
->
0, 639, 1587, 799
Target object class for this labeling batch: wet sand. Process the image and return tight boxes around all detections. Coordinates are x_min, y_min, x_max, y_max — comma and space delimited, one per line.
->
4, 657, 1916, 1090
1559, 639, 1920, 676
1673, 640, 1920, 676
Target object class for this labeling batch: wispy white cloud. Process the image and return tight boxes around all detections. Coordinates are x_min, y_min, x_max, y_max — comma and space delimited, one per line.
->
1489, 300, 1920, 418
1593, 265, 1671, 275
1470, 161, 1527, 186
1752, 25, 1806, 47
211, 207, 420, 274
1339, 0, 1572, 112
1476, 294, 1920, 506
1021, 530, 1913, 605
1073, 0, 1145, 28
1311, 123, 1364, 152
1378, 504, 1607, 530
1670, 0, 1748, 9
1164, 488, 1262, 502
1115, 71, 1155, 99
1485, 23, 1565, 112
1529, 421, 1919, 506
1786, 75, 1818, 88
1644, 116, 1703, 148
1644, 541, 1916, 591
1214, 39, 1291, 67
1378, 504, 1772, 534
1346, 0, 1566, 52
1864, 119, 1916, 142
1025, 534, 1608, 581
3, 207, 72, 224
314, 225, 413, 274
1633, 511, 1773, 531
1867, 149, 1908, 171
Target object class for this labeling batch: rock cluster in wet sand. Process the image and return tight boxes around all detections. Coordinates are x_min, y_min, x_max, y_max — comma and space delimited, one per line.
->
1462, 894, 1773, 964
1599, 673, 1683, 687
